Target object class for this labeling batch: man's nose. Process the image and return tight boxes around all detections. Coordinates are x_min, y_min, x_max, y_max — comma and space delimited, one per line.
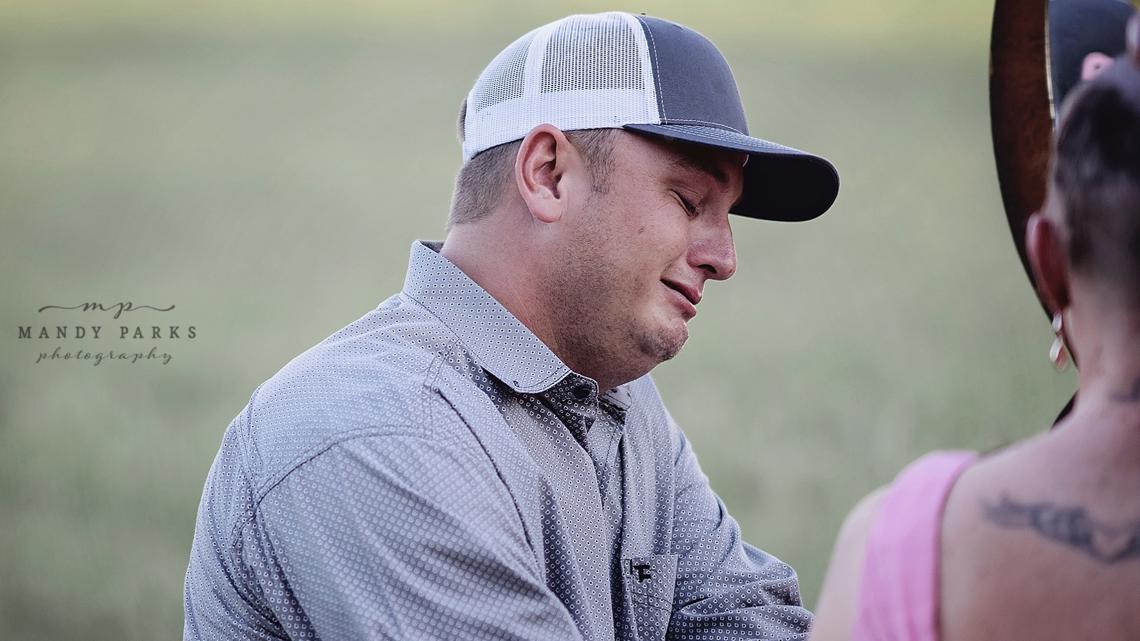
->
689, 217, 736, 281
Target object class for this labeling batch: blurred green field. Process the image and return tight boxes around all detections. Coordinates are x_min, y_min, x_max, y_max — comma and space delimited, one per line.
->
0, 2, 1077, 639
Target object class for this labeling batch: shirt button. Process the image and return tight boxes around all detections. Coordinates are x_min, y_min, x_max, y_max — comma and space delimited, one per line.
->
572, 384, 592, 400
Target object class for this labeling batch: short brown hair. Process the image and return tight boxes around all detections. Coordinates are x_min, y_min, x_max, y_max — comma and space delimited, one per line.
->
449, 100, 616, 228
1052, 75, 1140, 300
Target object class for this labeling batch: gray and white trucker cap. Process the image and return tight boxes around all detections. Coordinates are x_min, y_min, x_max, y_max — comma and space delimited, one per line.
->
461, 11, 840, 221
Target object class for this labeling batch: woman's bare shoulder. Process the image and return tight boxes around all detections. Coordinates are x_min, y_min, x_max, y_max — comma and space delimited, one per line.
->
940, 431, 1140, 641
808, 487, 888, 641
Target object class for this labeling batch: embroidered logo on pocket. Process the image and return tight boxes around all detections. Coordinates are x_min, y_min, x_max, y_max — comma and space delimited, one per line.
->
622, 554, 678, 641
629, 560, 654, 583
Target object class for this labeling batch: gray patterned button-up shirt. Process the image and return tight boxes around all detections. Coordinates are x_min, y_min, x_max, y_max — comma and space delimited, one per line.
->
184, 240, 812, 641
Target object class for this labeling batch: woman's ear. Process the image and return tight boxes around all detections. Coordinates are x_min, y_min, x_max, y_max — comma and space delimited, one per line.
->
1026, 211, 1072, 315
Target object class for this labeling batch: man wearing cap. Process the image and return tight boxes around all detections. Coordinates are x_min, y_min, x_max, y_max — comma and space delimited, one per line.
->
185, 12, 839, 641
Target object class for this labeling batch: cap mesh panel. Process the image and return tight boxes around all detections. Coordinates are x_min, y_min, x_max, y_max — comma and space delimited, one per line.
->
470, 34, 531, 113
540, 15, 644, 93
462, 12, 659, 161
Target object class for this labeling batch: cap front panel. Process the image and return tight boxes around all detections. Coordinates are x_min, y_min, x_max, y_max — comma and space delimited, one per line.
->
634, 15, 749, 134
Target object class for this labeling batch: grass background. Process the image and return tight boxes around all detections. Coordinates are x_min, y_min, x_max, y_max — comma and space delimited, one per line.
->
0, 1, 1079, 639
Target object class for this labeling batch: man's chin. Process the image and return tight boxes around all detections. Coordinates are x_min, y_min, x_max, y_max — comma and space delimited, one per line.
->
658, 341, 684, 362
642, 324, 688, 363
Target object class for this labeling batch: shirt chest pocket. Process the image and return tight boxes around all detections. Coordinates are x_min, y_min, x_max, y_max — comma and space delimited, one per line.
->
622, 554, 678, 641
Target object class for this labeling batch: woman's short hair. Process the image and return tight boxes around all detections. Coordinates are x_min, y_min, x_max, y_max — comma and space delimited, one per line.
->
1052, 61, 1140, 300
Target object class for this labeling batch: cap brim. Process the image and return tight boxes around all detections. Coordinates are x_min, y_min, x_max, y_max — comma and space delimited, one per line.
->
623, 123, 840, 222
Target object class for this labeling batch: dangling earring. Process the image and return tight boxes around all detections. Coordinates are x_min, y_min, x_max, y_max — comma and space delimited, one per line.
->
1050, 312, 1070, 371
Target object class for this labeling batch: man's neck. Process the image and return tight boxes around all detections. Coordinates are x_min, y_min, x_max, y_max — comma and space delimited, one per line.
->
441, 228, 562, 358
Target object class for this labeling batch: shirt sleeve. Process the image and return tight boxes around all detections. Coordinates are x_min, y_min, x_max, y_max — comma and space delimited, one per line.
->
245, 433, 585, 641
666, 421, 814, 640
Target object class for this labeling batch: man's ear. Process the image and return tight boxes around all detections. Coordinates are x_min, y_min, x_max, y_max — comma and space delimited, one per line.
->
1026, 211, 1071, 314
514, 124, 582, 224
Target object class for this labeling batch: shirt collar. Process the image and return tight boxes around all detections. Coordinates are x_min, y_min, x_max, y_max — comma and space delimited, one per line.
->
401, 240, 572, 394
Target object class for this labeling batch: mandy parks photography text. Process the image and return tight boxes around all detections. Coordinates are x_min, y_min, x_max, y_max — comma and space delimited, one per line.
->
34, 346, 175, 366
17, 301, 196, 366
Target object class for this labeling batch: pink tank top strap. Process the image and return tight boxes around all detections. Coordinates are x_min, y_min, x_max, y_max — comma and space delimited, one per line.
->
851, 450, 978, 641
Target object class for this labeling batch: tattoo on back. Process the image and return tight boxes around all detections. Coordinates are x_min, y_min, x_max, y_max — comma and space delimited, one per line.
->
981, 495, 1140, 564
1110, 375, 1140, 403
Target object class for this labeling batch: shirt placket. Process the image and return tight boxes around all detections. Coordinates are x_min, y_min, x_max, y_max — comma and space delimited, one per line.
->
543, 379, 631, 634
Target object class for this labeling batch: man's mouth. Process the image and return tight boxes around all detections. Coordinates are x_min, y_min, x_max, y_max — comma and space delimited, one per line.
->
661, 279, 700, 306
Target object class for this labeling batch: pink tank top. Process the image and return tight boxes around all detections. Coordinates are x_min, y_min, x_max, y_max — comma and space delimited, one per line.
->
851, 450, 978, 641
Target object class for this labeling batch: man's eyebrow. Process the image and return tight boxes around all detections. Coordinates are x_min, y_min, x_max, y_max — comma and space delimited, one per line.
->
670, 154, 730, 188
